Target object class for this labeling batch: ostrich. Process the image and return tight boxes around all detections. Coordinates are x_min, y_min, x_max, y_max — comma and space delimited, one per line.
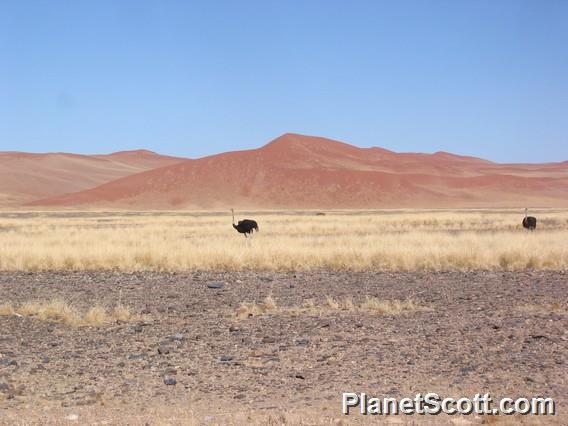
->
522, 208, 537, 231
232, 209, 259, 237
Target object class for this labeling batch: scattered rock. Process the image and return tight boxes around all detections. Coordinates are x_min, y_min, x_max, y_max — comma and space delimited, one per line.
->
229, 325, 240, 332
163, 377, 177, 385
207, 282, 224, 289
0, 358, 17, 366
219, 356, 234, 364
167, 333, 184, 342
158, 346, 171, 355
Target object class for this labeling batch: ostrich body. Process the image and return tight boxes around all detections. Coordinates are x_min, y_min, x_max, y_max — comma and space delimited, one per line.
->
232, 209, 259, 237
522, 208, 537, 231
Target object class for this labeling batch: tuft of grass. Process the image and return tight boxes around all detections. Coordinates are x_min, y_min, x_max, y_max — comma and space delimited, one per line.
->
262, 295, 277, 311
237, 296, 420, 319
360, 297, 418, 315
0, 303, 16, 316
0, 300, 139, 326
236, 296, 279, 319
518, 302, 566, 314
325, 296, 340, 310
112, 304, 132, 322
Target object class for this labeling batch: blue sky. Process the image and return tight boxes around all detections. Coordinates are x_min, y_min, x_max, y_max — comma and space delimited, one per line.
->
0, 1, 566, 162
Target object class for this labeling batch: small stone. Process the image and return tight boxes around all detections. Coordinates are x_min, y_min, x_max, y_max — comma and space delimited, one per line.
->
229, 325, 240, 332
163, 377, 177, 385
207, 282, 224, 289
167, 333, 184, 342
296, 339, 309, 346
219, 356, 234, 363
0, 358, 17, 366
128, 353, 147, 360
0, 383, 10, 393
164, 367, 177, 375
295, 374, 305, 380
65, 414, 79, 421
133, 325, 143, 333
158, 346, 170, 355
262, 336, 276, 344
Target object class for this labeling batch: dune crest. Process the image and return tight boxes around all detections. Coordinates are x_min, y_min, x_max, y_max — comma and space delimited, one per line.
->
21, 133, 568, 208
0, 150, 185, 208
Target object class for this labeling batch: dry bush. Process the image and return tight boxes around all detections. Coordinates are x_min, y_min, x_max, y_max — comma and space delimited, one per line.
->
360, 297, 417, 315
0, 300, 136, 326
518, 302, 566, 314
236, 296, 278, 319
237, 296, 419, 319
0, 302, 16, 316
0, 209, 567, 272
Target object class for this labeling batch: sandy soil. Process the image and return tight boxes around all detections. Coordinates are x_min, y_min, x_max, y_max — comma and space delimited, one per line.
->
0, 271, 567, 424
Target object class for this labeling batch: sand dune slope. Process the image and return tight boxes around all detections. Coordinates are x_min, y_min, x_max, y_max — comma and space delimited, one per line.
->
0, 150, 184, 207
28, 134, 568, 208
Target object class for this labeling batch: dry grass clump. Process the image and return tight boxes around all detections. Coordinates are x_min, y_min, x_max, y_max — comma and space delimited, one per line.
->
0, 299, 137, 326
360, 296, 418, 314
236, 295, 278, 319
518, 302, 566, 314
236, 296, 419, 319
0, 209, 567, 271
0, 302, 16, 316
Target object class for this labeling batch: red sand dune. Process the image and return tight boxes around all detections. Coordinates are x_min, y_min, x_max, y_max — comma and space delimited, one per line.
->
27, 134, 568, 209
0, 150, 185, 208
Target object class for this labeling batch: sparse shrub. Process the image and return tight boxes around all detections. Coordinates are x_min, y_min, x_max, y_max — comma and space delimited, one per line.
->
360, 297, 417, 315
0, 303, 15, 316
0, 299, 140, 327
325, 296, 340, 309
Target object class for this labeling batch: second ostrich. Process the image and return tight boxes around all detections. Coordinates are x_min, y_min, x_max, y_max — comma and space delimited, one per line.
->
522, 208, 537, 231
232, 209, 259, 237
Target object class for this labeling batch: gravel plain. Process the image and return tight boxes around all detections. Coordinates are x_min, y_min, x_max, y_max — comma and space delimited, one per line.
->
0, 270, 567, 425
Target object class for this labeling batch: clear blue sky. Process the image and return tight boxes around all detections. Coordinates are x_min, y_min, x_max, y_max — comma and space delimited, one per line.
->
1, 1, 567, 163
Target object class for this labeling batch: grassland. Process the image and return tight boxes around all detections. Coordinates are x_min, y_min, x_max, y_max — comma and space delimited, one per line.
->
0, 209, 567, 272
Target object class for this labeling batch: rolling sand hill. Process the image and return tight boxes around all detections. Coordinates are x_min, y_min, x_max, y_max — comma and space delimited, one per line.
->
27, 133, 568, 209
0, 150, 185, 208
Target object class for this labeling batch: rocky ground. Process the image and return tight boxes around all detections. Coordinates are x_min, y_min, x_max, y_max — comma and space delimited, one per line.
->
0, 270, 567, 425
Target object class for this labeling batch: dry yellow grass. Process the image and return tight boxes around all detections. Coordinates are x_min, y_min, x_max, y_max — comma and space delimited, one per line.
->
236, 296, 419, 319
0, 209, 567, 271
0, 299, 137, 326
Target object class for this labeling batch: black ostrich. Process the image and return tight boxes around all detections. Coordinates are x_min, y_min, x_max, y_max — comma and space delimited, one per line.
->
232, 209, 259, 237
522, 208, 537, 231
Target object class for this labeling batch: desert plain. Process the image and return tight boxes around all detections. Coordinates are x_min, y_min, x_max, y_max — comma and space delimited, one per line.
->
0, 209, 567, 425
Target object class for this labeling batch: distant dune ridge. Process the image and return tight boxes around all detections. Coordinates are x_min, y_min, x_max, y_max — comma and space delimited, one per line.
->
8, 133, 568, 209
0, 149, 185, 208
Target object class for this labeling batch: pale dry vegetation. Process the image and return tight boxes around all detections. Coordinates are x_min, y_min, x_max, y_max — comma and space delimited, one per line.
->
235, 295, 419, 319
0, 209, 567, 271
0, 299, 137, 326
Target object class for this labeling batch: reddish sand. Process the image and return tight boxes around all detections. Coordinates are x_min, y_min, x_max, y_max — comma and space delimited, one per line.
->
0, 150, 184, 208
22, 134, 568, 209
